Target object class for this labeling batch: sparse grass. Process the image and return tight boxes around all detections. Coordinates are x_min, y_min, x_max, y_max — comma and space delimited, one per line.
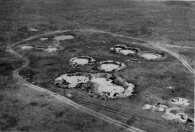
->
17, 30, 193, 132
0, 82, 124, 132
0, 0, 194, 132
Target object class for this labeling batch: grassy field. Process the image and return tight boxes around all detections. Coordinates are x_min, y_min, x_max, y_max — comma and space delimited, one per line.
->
0, 0, 194, 132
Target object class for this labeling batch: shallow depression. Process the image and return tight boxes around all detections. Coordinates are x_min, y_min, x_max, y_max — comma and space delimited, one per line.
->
69, 56, 95, 66
140, 53, 162, 60
54, 35, 74, 41
54, 74, 90, 88
54, 73, 135, 100
98, 60, 126, 72
44, 46, 58, 52
21, 45, 34, 50
88, 73, 135, 99
110, 44, 139, 56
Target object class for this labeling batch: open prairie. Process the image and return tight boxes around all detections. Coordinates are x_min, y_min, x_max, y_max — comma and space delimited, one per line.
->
0, 0, 194, 132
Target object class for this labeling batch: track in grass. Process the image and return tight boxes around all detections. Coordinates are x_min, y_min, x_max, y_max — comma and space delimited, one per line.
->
7, 29, 194, 132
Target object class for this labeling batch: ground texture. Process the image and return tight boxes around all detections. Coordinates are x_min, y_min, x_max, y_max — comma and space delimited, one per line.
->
0, 0, 194, 132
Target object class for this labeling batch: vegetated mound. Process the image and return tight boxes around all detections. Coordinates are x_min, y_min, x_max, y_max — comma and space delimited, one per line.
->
54, 73, 135, 100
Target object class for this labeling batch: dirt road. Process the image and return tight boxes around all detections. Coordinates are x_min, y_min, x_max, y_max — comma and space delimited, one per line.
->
7, 29, 194, 132
77, 29, 195, 75
7, 30, 146, 132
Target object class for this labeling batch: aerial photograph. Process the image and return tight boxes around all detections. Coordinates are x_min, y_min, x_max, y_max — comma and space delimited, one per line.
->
0, 0, 194, 132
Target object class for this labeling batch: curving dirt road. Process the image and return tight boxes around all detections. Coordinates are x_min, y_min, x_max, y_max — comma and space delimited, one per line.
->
72, 97, 168, 129
153, 45, 195, 74
7, 30, 146, 132
77, 29, 195, 75
7, 29, 194, 132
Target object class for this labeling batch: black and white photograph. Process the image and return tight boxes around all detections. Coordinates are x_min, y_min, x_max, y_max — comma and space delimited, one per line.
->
0, 0, 194, 132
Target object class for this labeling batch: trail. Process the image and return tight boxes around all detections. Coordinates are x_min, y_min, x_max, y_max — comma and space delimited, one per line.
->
161, 44, 195, 49
72, 98, 168, 128
7, 30, 145, 132
77, 29, 195, 75
7, 28, 194, 132
76, 29, 147, 43
153, 45, 195, 74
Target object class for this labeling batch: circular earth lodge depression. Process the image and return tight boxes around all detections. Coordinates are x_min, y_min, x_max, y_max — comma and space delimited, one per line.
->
54, 35, 74, 41
110, 44, 139, 56
69, 56, 95, 67
139, 52, 163, 60
54, 73, 135, 100
54, 73, 90, 88
169, 97, 190, 106
98, 60, 126, 72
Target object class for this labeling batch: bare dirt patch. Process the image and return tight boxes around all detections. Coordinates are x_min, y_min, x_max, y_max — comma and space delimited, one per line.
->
54, 73, 135, 100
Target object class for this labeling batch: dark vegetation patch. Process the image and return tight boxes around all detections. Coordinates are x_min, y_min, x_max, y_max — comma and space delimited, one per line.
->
36, 23, 57, 31
0, 94, 4, 102
13, 31, 32, 42
0, 114, 18, 131
0, 49, 23, 72
84, 32, 116, 42
22, 56, 69, 85
55, 111, 65, 119
124, 21, 156, 37
0, 23, 12, 33
12, 23, 57, 42
20, 68, 37, 81
126, 115, 136, 125
28, 56, 59, 68
66, 48, 81, 53
40, 103, 48, 108
0, 36, 5, 42
0, 50, 10, 58
59, 45, 83, 56
178, 51, 195, 62
0, 52, 23, 76
18, 126, 30, 131
164, 1, 191, 7
159, 72, 194, 100
0, 76, 15, 91
29, 101, 38, 107
0, 62, 13, 76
